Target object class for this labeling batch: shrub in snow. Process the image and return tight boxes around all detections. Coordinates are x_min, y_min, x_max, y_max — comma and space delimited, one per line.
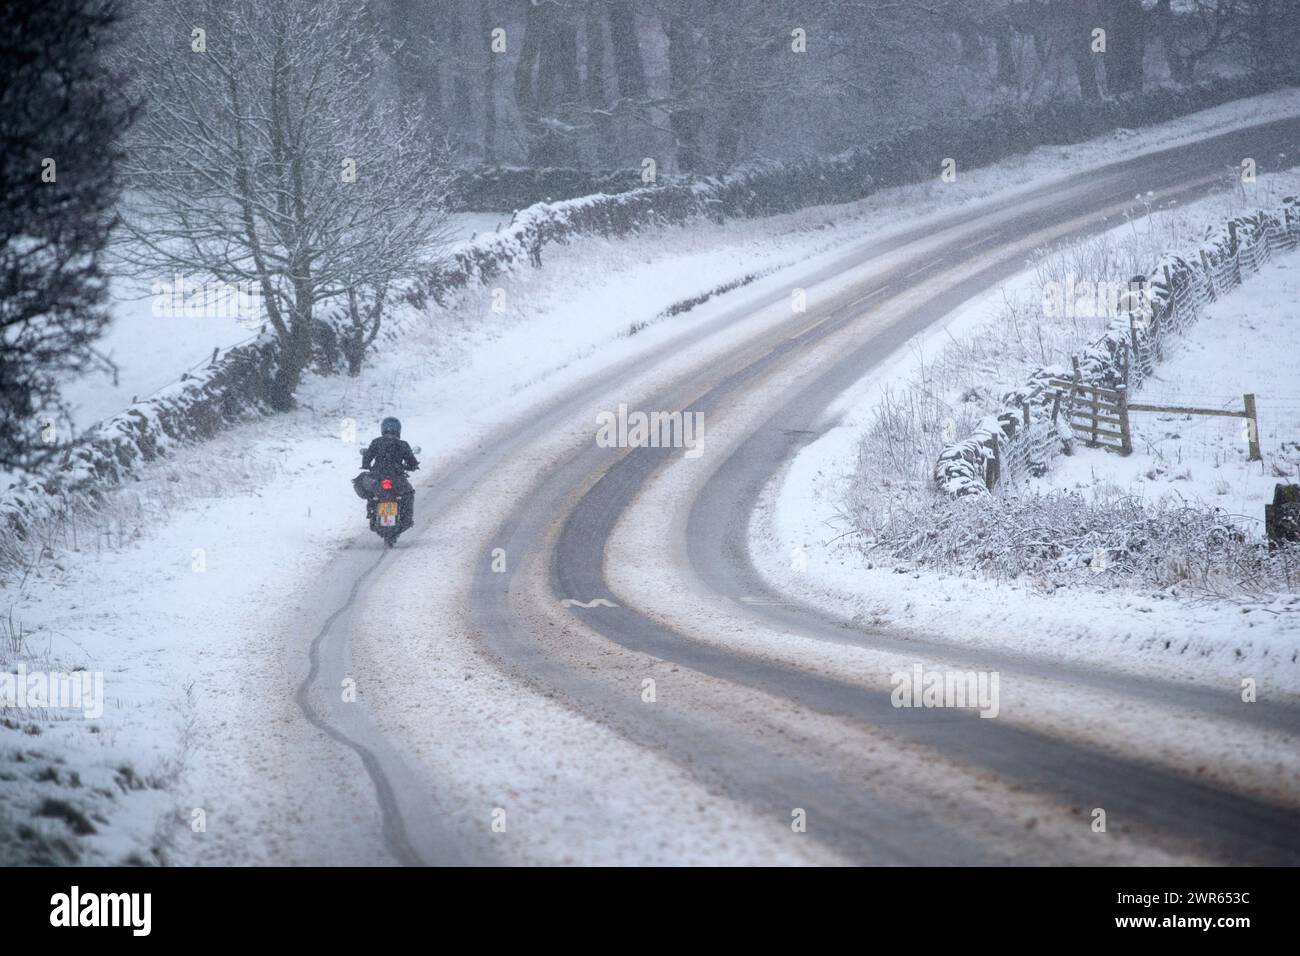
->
855, 488, 1300, 596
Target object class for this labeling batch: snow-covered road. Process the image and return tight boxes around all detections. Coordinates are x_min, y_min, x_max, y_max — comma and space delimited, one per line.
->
7, 101, 1300, 866
334, 116, 1300, 864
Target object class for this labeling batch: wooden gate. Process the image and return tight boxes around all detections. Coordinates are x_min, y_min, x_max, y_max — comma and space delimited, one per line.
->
1048, 360, 1132, 455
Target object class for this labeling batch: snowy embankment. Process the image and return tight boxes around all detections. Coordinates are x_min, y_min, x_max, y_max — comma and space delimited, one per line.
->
4, 89, 1300, 864
752, 173, 1300, 699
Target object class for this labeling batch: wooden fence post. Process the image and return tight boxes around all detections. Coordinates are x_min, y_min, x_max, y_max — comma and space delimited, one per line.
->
1160, 266, 1174, 332
1090, 391, 1100, 447
1244, 393, 1261, 461
1228, 221, 1244, 286
1117, 385, 1132, 455
1199, 249, 1216, 299
987, 434, 1000, 491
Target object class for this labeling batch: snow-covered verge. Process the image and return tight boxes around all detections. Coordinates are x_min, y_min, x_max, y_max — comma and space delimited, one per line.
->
754, 177, 1300, 698
5, 89, 1300, 864
757, 455, 1300, 697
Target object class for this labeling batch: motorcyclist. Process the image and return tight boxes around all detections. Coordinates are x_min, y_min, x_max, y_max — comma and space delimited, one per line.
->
361, 417, 419, 529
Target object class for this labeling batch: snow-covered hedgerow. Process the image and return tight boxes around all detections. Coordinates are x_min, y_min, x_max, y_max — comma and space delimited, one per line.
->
0, 337, 281, 570
445, 165, 666, 212
934, 197, 1300, 497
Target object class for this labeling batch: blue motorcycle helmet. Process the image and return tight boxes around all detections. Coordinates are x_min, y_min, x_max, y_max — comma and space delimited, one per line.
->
381, 416, 401, 438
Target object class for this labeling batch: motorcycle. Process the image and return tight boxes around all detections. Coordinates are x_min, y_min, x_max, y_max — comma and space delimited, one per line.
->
352, 446, 420, 548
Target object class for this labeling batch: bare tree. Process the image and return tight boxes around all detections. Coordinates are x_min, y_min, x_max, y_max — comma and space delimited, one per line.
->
514, 0, 584, 166
663, 0, 706, 173
379, 0, 444, 135
1154, 0, 1249, 84
444, 0, 476, 159
1098, 0, 1148, 94
584, 0, 615, 166
115, 0, 451, 405
607, 0, 649, 102
481, 0, 499, 164
1240, 0, 1300, 74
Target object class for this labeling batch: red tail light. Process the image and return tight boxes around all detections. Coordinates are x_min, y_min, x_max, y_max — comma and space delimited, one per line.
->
381, 479, 393, 491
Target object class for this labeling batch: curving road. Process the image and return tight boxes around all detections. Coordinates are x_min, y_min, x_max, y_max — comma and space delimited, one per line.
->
298, 116, 1300, 865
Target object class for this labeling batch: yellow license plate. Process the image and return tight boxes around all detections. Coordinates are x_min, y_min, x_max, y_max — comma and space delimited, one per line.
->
377, 501, 398, 517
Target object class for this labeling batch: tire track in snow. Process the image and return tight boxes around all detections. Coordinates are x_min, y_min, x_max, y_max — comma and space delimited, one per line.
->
294, 546, 475, 865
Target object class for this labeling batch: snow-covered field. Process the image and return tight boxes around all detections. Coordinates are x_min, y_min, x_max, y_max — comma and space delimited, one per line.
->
5, 88, 1300, 864
59, 276, 257, 434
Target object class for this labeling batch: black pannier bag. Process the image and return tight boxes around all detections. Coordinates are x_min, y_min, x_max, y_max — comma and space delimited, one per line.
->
352, 472, 378, 500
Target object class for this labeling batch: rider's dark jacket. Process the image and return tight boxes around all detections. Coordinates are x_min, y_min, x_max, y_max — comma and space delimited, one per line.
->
362, 435, 419, 478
